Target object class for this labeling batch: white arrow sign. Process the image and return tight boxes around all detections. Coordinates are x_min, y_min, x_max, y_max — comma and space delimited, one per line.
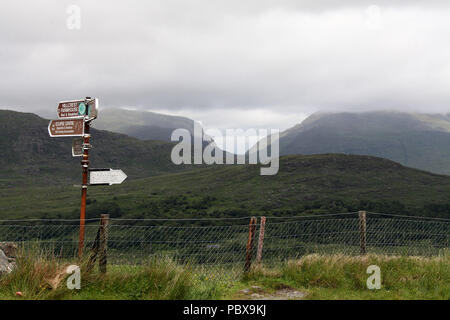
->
89, 169, 127, 185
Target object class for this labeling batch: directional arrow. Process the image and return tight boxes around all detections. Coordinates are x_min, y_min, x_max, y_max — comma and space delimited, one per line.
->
48, 118, 85, 137
57, 99, 87, 118
89, 168, 127, 186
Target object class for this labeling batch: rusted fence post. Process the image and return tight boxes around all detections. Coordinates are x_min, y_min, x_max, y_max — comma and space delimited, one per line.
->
99, 214, 109, 274
256, 217, 266, 265
359, 211, 367, 255
86, 228, 100, 272
244, 216, 257, 273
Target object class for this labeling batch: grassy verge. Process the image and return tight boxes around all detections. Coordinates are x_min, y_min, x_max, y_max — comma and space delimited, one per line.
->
0, 247, 222, 300
0, 250, 448, 300
238, 253, 450, 300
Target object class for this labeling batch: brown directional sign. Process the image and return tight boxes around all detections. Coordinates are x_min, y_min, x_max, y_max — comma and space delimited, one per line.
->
48, 118, 85, 137
57, 100, 87, 118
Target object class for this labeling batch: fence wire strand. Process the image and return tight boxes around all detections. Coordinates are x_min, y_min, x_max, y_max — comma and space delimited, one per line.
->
0, 212, 448, 279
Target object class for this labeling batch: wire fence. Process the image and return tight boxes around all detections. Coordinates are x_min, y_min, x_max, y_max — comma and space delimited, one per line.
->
0, 212, 448, 278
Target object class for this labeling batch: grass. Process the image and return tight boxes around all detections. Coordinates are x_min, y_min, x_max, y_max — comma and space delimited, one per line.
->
0, 247, 220, 300
1, 249, 448, 300
240, 253, 450, 300
1, 154, 450, 222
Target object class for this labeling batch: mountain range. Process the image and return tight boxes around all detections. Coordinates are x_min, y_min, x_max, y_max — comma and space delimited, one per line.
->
91, 108, 198, 141
1, 108, 449, 219
0, 109, 196, 187
252, 111, 450, 175
35, 107, 450, 176
35, 107, 198, 142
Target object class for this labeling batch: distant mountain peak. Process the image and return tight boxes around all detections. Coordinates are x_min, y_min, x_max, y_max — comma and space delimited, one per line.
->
253, 110, 450, 175
0, 109, 196, 186
90, 107, 197, 141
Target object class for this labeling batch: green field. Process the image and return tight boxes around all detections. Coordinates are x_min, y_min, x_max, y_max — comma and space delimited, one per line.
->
1, 154, 449, 221
1, 251, 448, 300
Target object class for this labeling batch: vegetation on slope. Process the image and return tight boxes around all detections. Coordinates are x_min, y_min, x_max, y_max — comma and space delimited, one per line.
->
262, 111, 450, 175
0, 109, 198, 187
1, 154, 449, 220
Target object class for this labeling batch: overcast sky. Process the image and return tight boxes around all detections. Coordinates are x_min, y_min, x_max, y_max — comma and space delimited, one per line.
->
1, 0, 450, 131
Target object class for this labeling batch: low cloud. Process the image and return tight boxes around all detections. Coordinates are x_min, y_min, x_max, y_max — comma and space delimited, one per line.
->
1, 0, 450, 130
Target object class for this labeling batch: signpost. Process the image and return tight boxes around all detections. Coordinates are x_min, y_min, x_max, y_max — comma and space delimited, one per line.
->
48, 119, 84, 137
72, 138, 84, 157
57, 100, 88, 118
89, 169, 127, 185
48, 97, 127, 258
79, 119, 91, 258
87, 98, 98, 119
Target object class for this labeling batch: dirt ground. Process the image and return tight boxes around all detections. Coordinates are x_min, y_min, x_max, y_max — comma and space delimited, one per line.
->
237, 285, 307, 300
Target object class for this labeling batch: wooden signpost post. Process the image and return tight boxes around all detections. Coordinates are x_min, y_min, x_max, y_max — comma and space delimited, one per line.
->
48, 97, 126, 258
79, 118, 91, 258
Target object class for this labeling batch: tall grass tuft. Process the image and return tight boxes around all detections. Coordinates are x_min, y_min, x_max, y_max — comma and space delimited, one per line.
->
82, 258, 195, 300
0, 245, 70, 299
0, 247, 222, 300
281, 253, 450, 299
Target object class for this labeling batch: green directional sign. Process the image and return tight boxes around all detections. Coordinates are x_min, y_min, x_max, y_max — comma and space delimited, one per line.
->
57, 100, 86, 118
78, 102, 87, 116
